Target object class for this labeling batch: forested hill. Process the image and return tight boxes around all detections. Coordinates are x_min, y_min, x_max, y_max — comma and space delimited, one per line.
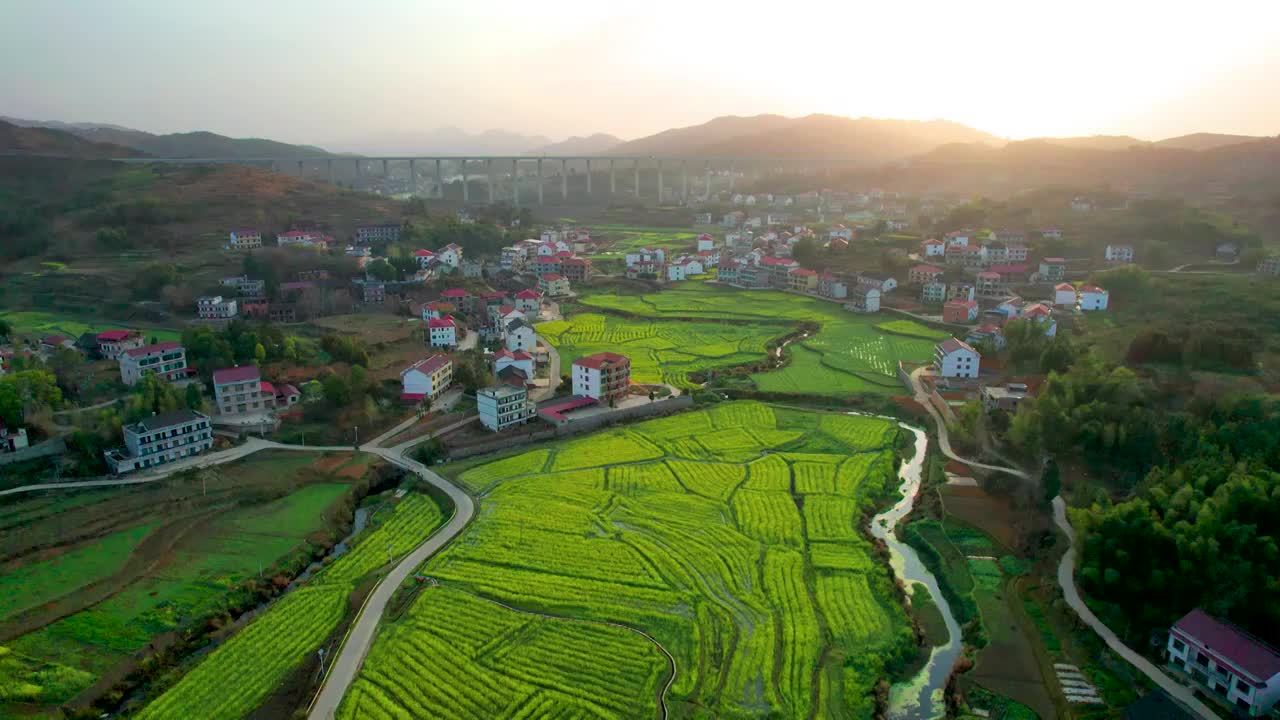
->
0, 120, 142, 158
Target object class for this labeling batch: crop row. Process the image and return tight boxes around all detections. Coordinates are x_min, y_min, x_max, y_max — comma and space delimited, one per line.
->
667, 459, 746, 500
764, 549, 822, 719
731, 490, 803, 547
321, 494, 445, 586
815, 573, 890, 645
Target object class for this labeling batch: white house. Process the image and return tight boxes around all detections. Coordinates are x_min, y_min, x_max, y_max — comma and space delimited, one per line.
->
696, 234, 715, 252
513, 288, 543, 315
1105, 244, 1134, 263
228, 229, 262, 251
1020, 303, 1058, 336
505, 317, 537, 353
571, 352, 631, 403
493, 348, 535, 379
437, 243, 464, 269
413, 249, 436, 268
477, 384, 536, 432
196, 296, 238, 320
427, 316, 458, 347
1167, 608, 1280, 717
922, 239, 945, 257
829, 225, 854, 241
1053, 283, 1077, 307
1078, 285, 1109, 311
103, 409, 213, 474
857, 273, 897, 293
934, 338, 980, 379
118, 342, 192, 386
400, 355, 453, 402
844, 287, 880, 314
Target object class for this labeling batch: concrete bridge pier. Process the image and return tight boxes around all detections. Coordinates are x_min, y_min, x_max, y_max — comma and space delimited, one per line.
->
327, 159, 335, 183
409, 159, 416, 193
657, 160, 664, 204
537, 159, 544, 206
435, 159, 442, 199
382, 158, 389, 178
633, 159, 640, 199
610, 159, 616, 195
704, 160, 712, 201
487, 159, 495, 203
297, 159, 304, 177
512, 159, 520, 207
681, 160, 688, 203
462, 159, 469, 203
586, 159, 592, 195
560, 159, 568, 201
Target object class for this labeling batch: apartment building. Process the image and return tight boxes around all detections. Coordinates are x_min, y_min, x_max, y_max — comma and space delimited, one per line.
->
104, 409, 213, 474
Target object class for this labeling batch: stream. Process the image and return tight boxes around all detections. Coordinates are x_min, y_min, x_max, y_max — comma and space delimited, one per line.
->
868, 421, 963, 720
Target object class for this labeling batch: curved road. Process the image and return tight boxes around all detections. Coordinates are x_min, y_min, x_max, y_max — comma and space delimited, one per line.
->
908, 367, 1214, 719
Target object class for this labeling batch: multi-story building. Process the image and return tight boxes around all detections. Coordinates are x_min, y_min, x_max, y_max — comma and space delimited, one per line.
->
104, 409, 214, 474
360, 280, 386, 305
118, 342, 191, 386
760, 256, 800, 288
428, 316, 458, 347
943, 299, 980, 323
400, 355, 453, 402
975, 271, 1005, 299
922, 239, 946, 257
355, 223, 401, 245
493, 348, 535, 380
921, 281, 947, 304
212, 365, 266, 415
908, 264, 945, 286
1078, 285, 1109, 311
505, 317, 536, 353
945, 244, 986, 268
844, 287, 881, 314
787, 268, 818, 292
572, 352, 631, 404
0, 422, 30, 453
437, 243, 464, 269
1256, 256, 1280, 276
477, 384, 537, 432
513, 288, 543, 315
1167, 608, 1280, 717
229, 229, 262, 251
197, 296, 238, 320
1039, 258, 1066, 281
1006, 244, 1029, 263
1105, 244, 1134, 263
947, 282, 975, 302
559, 257, 592, 283
934, 338, 980, 379
1054, 283, 1078, 307
818, 270, 847, 299
539, 273, 570, 297
96, 330, 144, 358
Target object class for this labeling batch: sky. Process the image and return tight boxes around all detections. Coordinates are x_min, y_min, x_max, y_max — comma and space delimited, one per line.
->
3, 0, 1278, 150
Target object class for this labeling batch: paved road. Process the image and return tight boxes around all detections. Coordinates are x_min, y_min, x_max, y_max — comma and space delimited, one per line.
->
307, 448, 475, 720
908, 367, 1213, 718
1053, 498, 1216, 720
532, 334, 561, 401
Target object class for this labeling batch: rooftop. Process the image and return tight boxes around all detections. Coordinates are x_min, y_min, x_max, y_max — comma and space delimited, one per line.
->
405, 355, 452, 376
96, 329, 135, 341
124, 341, 183, 358
212, 365, 261, 385
937, 337, 978, 355
574, 351, 629, 370
131, 409, 206, 433
428, 316, 457, 328
1173, 608, 1280, 682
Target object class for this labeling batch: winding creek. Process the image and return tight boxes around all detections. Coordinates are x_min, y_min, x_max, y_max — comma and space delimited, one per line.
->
868, 421, 963, 720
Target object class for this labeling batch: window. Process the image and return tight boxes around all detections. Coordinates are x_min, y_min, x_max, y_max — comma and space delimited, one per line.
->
1171, 638, 1186, 653
1194, 652, 1208, 667
1235, 678, 1249, 694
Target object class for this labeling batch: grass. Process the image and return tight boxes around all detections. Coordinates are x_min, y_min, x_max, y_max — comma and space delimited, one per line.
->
538, 312, 785, 390
2, 457, 362, 708
0, 524, 158, 622
339, 401, 916, 719
0, 310, 182, 343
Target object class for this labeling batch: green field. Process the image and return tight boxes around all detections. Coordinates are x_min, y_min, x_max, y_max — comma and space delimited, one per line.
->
577, 284, 937, 395
587, 225, 700, 260
135, 491, 449, 720
538, 312, 785, 390
338, 402, 915, 719
2, 476, 354, 706
0, 310, 182, 343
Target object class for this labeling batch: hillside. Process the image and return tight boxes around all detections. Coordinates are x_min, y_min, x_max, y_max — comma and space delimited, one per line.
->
1035, 135, 1146, 151
528, 133, 624, 155
2, 116, 332, 158
0, 120, 141, 158
325, 126, 553, 156
1153, 132, 1268, 151
609, 114, 1001, 165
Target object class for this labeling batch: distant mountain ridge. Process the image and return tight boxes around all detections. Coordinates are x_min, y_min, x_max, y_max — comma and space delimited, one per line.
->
528, 133, 624, 155
325, 126, 556, 156
607, 114, 1005, 166
0, 119, 142, 158
1, 116, 332, 158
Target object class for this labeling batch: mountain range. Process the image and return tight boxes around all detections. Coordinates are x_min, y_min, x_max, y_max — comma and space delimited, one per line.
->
0, 116, 330, 158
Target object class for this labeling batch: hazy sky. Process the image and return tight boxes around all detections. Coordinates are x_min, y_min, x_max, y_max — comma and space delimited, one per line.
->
3, 0, 1278, 148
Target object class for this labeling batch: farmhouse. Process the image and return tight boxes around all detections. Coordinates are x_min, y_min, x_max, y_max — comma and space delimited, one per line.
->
539, 273, 571, 297
1167, 608, 1280, 716
438, 243, 464, 269
982, 383, 1032, 412
787, 267, 819, 292
1079, 285, 1109, 311
1256, 256, 1280, 276
212, 365, 267, 416
104, 409, 214, 475
945, 244, 986, 268
716, 262, 739, 284
0, 422, 30, 453
818, 270, 847, 299
975, 271, 1004, 299
477, 384, 537, 432
493, 348, 535, 380
559, 256, 593, 283
400, 355, 453, 403
505, 317, 537, 353
1054, 283, 1077, 307
95, 330, 144, 358
427, 316, 458, 348
922, 238, 946, 257
412, 249, 436, 268
228, 229, 263, 251
514, 288, 543, 315
908, 264, 945, 286
441, 287, 473, 312
921, 280, 947, 304
1040, 227, 1062, 240
844, 286, 881, 314
942, 299, 979, 324
966, 323, 1006, 350
1105, 244, 1135, 263
119, 342, 192, 386
196, 295, 238, 321
934, 338, 980, 379
947, 281, 975, 302
1038, 258, 1066, 281
1021, 303, 1058, 336
760, 256, 800, 288
355, 223, 401, 245
856, 272, 897, 293
571, 352, 631, 404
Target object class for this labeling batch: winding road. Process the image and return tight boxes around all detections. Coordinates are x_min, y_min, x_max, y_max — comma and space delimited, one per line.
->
907, 367, 1215, 719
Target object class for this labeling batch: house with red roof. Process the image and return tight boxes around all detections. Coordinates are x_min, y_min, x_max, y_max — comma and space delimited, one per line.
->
40, 335, 76, 353
437, 243, 464, 269
412, 249, 436, 268
212, 365, 265, 415
513, 288, 543, 315
1079, 285, 1109, 311
787, 267, 819, 292
493, 348, 535, 380
1054, 283, 1077, 307
401, 355, 453, 402
427, 315, 458, 348
818, 270, 847, 299
440, 287, 473, 313
558, 256, 592, 283
922, 238, 946, 257
934, 338, 980, 378
96, 330, 145, 358
1168, 608, 1280, 716
976, 271, 1005, 299
1020, 303, 1057, 336
572, 352, 631, 403
1039, 257, 1066, 281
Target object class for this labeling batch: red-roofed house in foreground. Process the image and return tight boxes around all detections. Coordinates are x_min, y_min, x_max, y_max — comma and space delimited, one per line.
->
1167, 608, 1280, 715
401, 355, 453, 403
212, 365, 265, 415
427, 315, 458, 348
571, 352, 631, 404
96, 330, 145, 358
118, 342, 193, 386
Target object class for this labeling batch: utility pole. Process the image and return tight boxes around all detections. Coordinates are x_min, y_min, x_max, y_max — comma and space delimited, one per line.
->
354, 425, 359, 449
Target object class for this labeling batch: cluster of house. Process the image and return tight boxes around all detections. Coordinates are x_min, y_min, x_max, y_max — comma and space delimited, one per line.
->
622, 234, 722, 281
227, 223, 401, 253
419, 285, 543, 353
498, 230, 594, 296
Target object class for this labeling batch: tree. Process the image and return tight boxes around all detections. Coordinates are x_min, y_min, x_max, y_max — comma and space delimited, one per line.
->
95, 226, 130, 250
0, 318, 11, 340
0, 369, 63, 424
122, 374, 182, 422
254, 343, 267, 365
184, 382, 206, 412
366, 258, 398, 282
322, 373, 352, 408
130, 263, 181, 300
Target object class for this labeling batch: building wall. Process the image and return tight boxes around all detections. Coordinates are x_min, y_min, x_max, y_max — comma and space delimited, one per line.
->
935, 349, 979, 378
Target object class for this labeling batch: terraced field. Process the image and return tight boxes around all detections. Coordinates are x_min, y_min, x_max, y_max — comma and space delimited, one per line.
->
339, 402, 915, 720
577, 284, 937, 395
537, 312, 785, 390
134, 491, 449, 719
